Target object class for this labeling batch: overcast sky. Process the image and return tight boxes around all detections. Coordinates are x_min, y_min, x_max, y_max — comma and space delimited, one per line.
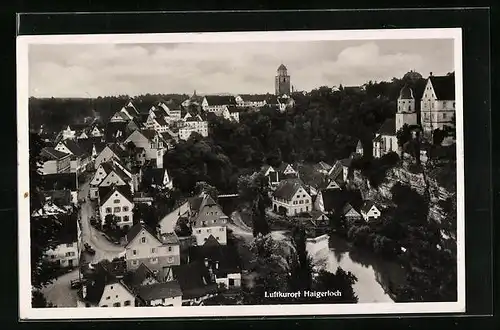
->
28, 39, 454, 98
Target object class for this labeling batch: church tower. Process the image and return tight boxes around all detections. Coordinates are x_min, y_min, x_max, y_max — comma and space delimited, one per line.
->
275, 64, 291, 96
396, 85, 418, 132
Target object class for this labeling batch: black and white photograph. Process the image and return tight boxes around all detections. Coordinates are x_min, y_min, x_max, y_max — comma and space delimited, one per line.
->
17, 29, 464, 319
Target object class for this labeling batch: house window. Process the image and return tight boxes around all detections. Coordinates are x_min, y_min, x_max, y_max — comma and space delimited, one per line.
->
151, 248, 156, 253
207, 229, 212, 233
113, 302, 121, 307
132, 260, 138, 266
133, 250, 137, 255
202, 221, 207, 226
114, 207, 121, 213
216, 237, 220, 240
168, 246, 172, 252
197, 229, 201, 234
116, 216, 121, 222
123, 216, 130, 222
123, 206, 129, 212
443, 113, 447, 119
299, 200, 303, 204
141, 237, 146, 244
101, 305, 108, 307
113, 199, 120, 204
150, 257, 158, 264
229, 279, 235, 286
124, 300, 131, 306
106, 296, 110, 300
204, 238, 208, 241
168, 257, 174, 263
219, 228, 224, 232
66, 243, 73, 248
106, 207, 112, 213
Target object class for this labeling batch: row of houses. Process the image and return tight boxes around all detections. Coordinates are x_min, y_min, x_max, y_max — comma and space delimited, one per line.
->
77, 190, 241, 307
261, 153, 382, 225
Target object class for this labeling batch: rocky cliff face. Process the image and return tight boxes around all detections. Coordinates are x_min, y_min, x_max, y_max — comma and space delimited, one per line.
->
348, 160, 457, 248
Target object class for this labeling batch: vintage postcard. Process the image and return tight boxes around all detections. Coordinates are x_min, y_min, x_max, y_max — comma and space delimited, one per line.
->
17, 28, 465, 319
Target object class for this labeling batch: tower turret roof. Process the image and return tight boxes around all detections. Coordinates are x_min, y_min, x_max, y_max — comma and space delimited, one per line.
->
278, 64, 287, 71
399, 85, 414, 100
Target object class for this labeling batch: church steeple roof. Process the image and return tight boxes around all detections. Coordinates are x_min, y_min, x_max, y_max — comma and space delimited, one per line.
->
278, 64, 287, 71
399, 85, 414, 100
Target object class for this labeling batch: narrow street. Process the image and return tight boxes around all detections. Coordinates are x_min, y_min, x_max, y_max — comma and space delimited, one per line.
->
78, 179, 125, 263
41, 269, 79, 307
42, 176, 125, 307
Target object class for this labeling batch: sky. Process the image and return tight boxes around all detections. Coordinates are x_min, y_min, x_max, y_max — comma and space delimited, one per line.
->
28, 39, 454, 98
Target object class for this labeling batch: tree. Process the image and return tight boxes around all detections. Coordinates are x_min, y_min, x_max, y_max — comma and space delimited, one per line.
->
314, 268, 359, 303
287, 225, 314, 294
104, 214, 118, 231
132, 203, 157, 230
29, 133, 64, 291
396, 124, 412, 148
248, 235, 289, 304
32, 289, 56, 308
237, 173, 271, 237
194, 181, 219, 201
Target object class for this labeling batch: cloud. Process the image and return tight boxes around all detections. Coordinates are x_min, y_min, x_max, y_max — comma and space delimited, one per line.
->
28, 40, 453, 97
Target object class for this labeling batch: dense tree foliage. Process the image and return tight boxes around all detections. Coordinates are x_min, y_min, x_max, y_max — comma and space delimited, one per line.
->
237, 173, 272, 237
287, 225, 314, 294
314, 268, 359, 303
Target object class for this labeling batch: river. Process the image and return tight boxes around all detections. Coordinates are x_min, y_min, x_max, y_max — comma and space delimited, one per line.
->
306, 233, 407, 303
218, 195, 407, 304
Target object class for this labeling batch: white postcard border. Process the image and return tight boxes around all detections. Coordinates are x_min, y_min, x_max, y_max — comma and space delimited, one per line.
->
17, 28, 465, 320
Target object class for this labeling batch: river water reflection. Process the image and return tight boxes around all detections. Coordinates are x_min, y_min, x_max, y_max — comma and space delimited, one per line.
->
307, 234, 407, 303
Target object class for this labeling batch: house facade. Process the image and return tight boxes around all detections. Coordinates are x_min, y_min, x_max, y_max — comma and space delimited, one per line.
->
137, 281, 183, 307
360, 201, 381, 221
40, 147, 71, 174
125, 222, 181, 281
54, 139, 90, 174
272, 179, 312, 216
98, 186, 134, 229
124, 129, 166, 168
78, 280, 136, 308
201, 95, 237, 113
89, 161, 132, 199
420, 74, 456, 136
45, 212, 81, 269
190, 194, 229, 246
179, 116, 209, 140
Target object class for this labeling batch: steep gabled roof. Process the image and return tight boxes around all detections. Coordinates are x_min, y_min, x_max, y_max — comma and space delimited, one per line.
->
137, 281, 182, 301
125, 221, 160, 245
62, 139, 86, 157
40, 147, 69, 160
377, 118, 396, 136
273, 178, 306, 201
360, 201, 377, 214
172, 261, 218, 300
204, 95, 237, 106
99, 185, 133, 206
429, 75, 455, 100
237, 94, 268, 102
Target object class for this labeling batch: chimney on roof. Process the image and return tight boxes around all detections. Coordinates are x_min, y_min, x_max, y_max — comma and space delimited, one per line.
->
430, 72, 433, 77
